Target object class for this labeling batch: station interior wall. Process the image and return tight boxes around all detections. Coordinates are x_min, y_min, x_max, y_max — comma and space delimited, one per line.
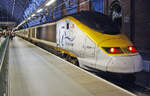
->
105, 0, 150, 57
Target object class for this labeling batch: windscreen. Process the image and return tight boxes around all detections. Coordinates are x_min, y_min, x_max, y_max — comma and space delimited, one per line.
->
72, 11, 120, 35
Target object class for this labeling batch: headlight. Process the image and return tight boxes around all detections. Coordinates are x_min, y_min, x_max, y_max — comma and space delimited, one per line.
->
102, 47, 123, 54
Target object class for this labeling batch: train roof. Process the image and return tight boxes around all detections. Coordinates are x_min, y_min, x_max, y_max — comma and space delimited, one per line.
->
70, 11, 120, 35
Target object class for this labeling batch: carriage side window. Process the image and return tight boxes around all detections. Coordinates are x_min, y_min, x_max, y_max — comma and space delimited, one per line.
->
67, 23, 69, 29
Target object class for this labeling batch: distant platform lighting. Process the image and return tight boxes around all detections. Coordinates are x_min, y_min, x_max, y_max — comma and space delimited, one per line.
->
45, 0, 56, 6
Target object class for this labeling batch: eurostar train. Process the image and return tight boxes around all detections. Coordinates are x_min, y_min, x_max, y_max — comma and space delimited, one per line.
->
17, 11, 143, 73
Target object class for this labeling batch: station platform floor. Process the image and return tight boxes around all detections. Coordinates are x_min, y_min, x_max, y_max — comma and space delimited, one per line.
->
8, 37, 136, 96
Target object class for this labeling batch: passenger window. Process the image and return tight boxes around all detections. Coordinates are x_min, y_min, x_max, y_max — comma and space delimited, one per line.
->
67, 23, 69, 29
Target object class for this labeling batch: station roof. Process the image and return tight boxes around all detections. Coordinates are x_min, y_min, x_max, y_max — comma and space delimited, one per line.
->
0, 0, 28, 23
0, 0, 45, 24
0, 0, 104, 29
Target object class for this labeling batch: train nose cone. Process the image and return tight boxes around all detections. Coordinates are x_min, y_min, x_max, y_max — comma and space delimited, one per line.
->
99, 37, 143, 73
107, 54, 143, 73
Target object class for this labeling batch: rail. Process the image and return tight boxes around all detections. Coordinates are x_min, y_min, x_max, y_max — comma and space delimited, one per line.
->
0, 36, 9, 96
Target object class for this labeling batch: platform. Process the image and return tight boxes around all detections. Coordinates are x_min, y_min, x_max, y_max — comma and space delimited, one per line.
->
8, 37, 136, 96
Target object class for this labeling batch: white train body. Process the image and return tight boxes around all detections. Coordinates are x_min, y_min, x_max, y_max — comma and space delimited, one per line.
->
17, 11, 143, 73
56, 17, 143, 73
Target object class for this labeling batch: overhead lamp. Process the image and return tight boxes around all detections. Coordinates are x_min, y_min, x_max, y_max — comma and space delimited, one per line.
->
37, 9, 43, 13
23, 21, 26, 23
45, 0, 56, 6
31, 14, 36, 17
28, 17, 31, 20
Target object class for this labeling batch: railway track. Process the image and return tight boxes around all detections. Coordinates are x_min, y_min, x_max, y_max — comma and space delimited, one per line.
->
123, 84, 150, 96
91, 70, 150, 96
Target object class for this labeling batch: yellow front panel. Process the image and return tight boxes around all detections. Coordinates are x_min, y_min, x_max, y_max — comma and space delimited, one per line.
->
62, 16, 137, 55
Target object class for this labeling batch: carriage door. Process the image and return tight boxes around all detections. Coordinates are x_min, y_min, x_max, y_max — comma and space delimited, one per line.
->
56, 21, 67, 49
84, 37, 96, 68
28, 29, 31, 39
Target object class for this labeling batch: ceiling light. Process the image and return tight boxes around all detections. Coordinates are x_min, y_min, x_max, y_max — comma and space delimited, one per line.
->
37, 9, 43, 13
31, 14, 36, 17
28, 17, 31, 20
45, 0, 56, 6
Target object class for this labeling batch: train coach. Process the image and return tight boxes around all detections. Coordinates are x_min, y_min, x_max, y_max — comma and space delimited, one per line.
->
16, 11, 143, 74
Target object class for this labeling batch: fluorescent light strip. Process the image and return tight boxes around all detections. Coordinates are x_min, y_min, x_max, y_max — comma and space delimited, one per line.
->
45, 0, 56, 6
31, 14, 36, 17
37, 9, 43, 13
28, 17, 31, 20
